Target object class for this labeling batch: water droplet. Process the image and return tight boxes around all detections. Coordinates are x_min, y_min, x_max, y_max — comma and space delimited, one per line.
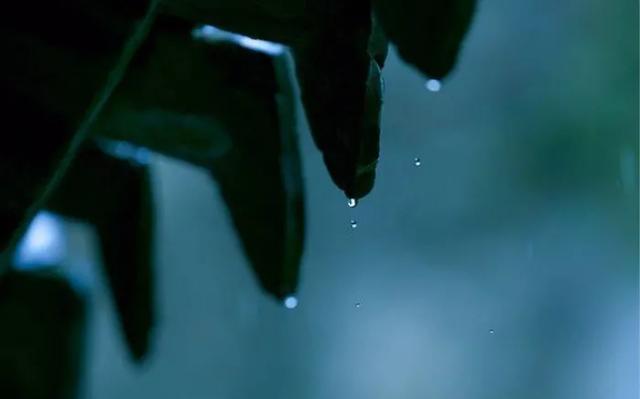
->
283, 296, 298, 309
350, 219, 358, 229
425, 79, 441, 92
347, 198, 358, 208
355, 302, 361, 309
489, 329, 495, 334
414, 157, 422, 167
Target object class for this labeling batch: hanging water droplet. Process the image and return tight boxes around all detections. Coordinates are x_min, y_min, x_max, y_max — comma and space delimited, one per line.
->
347, 198, 358, 208
425, 79, 441, 92
355, 302, 361, 309
350, 219, 358, 229
489, 329, 495, 334
283, 296, 298, 309
414, 157, 422, 167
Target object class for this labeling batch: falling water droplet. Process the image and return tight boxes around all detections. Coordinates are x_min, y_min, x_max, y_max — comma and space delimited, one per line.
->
425, 79, 441, 92
414, 157, 422, 167
489, 329, 495, 335
355, 302, 361, 309
350, 219, 358, 229
284, 296, 298, 309
347, 198, 358, 208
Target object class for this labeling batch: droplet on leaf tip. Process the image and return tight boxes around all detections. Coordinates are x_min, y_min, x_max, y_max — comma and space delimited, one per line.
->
284, 296, 298, 309
347, 198, 358, 208
425, 79, 441, 92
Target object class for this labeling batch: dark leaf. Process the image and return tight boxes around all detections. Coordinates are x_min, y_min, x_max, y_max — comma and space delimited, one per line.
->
98, 18, 305, 300
0, 1, 157, 260
0, 270, 85, 399
46, 145, 154, 361
372, 0, 477, 78
205, 44, 305, 300
293, 1, 382, 199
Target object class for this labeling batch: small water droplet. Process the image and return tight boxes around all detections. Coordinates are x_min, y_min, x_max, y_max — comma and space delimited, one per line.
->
425, 79, 441, 92
347, 198, 358, 208
355, 302, 361, 308
350, 219, 358, 229
414, 157, 422, 167
283, 296, 298, 309
489, 329, 495, 334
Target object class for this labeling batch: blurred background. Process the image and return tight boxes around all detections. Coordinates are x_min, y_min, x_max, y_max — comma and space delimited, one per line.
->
22, 0, 639, 398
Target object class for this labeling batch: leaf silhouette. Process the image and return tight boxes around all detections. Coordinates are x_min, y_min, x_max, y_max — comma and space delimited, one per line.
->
47, 145, 154, 361
97, 18, 305, 299
293, 1, 382, 199
0, 1, 157, 262
0, 270, 85, 399
204, 44, 305, 299
372, 0, 477, 78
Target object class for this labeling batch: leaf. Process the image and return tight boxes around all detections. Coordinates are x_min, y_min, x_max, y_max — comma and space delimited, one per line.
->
94, 17, 233, 166
372, 0, 477, 78
0, 270, 85, 399
0, 1, 158, 264
203, 44, 305, 299
293, 0, 383, 199
99, 18, 305, 300
46, 145, 154, 361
